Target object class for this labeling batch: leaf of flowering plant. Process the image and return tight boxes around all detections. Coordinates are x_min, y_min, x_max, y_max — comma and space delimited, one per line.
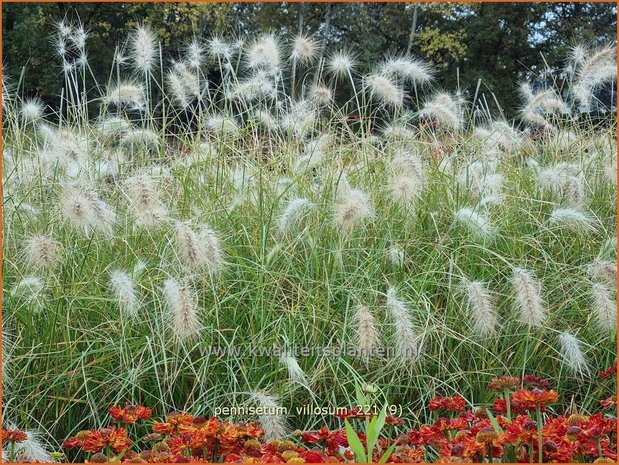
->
378, 443, 397, 464
344, 418, 367, 463
486, 408, 504, 433
366, 404, 388, 455
355, 385, 367, 413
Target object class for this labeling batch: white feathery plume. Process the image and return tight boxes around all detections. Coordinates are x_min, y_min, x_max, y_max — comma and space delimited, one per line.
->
246, 34, 281, 71
279, 352, 310, 387
38, 124, 88, 169
163, 278, 202, 340
130, 25, 157, 74
389, 174, 423, 206
174, 222, 202, 269
251, 110, 279, 131
2, 327, 12, 390
380, 56, 433, 85
477, 173, 504, 198
591, 283, 617, 333
20, 98, 45, 124
352, 303, 379, 365
333, 187, 375, 233
198, 224, 225, 276
391, 148, 425, 181
511, 267, 546, 327
276, 198, 316, 234
460, 277, 498, 337
326, 49, 357, 78
477, 120, 523, 154
12, 276, 45, 308
95, 116, 133, 138
121, 128, 161, 151
59, 186, 116, 235
174, 62, 202, 98
167, 70, 190, 108
103, 82, 146, 111
308, 83, 333, 106
387, 245, 405, 267
205, 114, 240, 138
23, 235, 61, 270
290, 34, 319, 64
250, 392, 288, 441
588, 258, 617, 288
185, 40, 204, 68
547, 207, 598, 234
572, 44, 616, 110
385, 287, 421, 361
208, 36, 232, 60
70, 24, 88, 50
13, 428, 55, 463
453, 207, 496, 240
280, 100, 317, 138
383, 124, 416, 143
363, 74, 404, 108
520, 83, 567, 128
232, 72, 277, 101
419, 92, 463, 130
123, 173, 168, 227
109, 270, 140, 318
558, 331, 589, 376
174, 222, 225, 275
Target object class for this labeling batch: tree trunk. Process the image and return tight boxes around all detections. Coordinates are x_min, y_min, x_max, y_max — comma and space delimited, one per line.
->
319, 3, 333, 62
297, 2, 306, 34
406, 4, 419, 55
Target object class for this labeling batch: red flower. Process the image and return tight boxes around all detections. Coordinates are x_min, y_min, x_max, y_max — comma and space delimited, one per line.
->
511, 388, 558, 406
503, 415, 538, 444
82, 427, 131, 453
1, 428, 28, 444
386, 415, 404, 426
493, 397, 541, 415
488, 376, 520, 392
522, 375, 551, 390
427, 395, 466, 412
335, 407, 373, 420
152, 421, 175, 435
599, 361, 617, 379
301, 431, 321, 444
600, 396, 616, 408
300, 450, 325, 463
109, 404, 152, 424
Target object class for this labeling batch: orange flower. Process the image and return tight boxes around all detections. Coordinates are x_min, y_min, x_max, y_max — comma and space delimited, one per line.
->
109, 405, 152, 424
600, 396, 616, 409
511, 388, 558, 406
82, 427, 131, 453
1, 428, 28, 443
488, 376, 520, 392
152, 421, 175, 435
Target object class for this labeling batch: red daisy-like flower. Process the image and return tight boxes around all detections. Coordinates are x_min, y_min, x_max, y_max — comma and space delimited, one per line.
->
83, 427, 132, 454
600, 396, 616, 409
1, 428, 28, 444
427, 395, 466, 412
488, 375, 520, 392
511, 388, 558, 406
599, 361, 617, 379
109, 404, 152, 424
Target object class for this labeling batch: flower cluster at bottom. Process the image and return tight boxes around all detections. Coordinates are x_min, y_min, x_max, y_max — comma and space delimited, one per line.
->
3, 371, 615, 463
